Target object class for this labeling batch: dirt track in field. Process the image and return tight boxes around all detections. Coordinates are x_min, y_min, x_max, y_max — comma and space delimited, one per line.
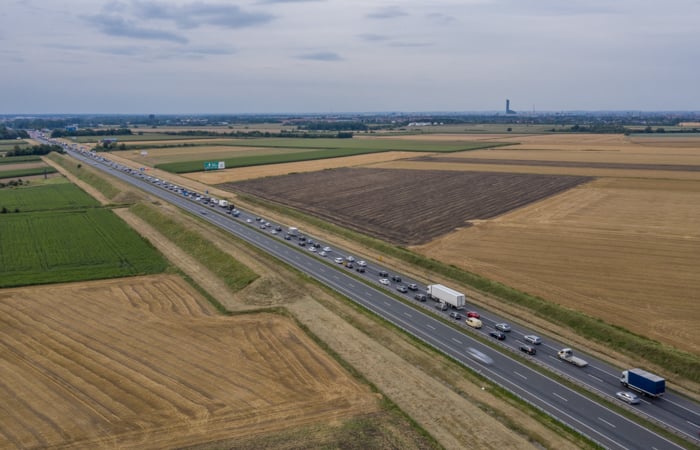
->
0, 275, 377, 449
225, 167, 591, 245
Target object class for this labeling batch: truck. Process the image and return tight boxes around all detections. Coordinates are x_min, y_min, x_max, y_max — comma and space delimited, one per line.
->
287, 227, 298, 237
557, 348, 588, 367
426, 284, 465, 309
620, 368, 665, 398
219, 200, 229, 208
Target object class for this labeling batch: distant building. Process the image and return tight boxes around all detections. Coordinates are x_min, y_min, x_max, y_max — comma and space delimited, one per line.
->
65, 124, 79, 132
101, 138, 118, 144
506, 99, 517, 115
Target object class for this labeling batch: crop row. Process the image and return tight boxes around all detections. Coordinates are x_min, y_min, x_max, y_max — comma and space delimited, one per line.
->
0, 209, 167, 288
0, 166, 57, 179
0, 183, 99, 212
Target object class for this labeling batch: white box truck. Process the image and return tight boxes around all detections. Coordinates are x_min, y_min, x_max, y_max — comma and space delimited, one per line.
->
287, 227, 298, 237
427, 284, 465, 309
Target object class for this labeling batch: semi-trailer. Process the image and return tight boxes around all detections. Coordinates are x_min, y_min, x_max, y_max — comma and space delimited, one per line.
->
620, 368, 665, 398
426, 284, 465, 309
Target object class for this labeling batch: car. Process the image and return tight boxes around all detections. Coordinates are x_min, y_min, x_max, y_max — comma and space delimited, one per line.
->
414, 294, 427, 302
260, 224, 266, 229
346, 262, 354, 269
284, 234, 291, 240
308, 246, 316, 252
271, 229, 278, 235
356, 266, 365, 273
379, 278, 390, 285
390, 275, 402, 282
615, 391, 640, 405
396, 285, 408, 293
275, 226, 282, 231
466, 347, 493, 365
322, 246, 332, 252
313, 242, 321, 248
520, 344, 537, 355
232, 210, 240, 217
319, 251, 328, 257
346, 256, 355, 262
407, 283, 418, 291
449, 312, 462, 320
246, 218, 252, 223
357, 260, 367, 267
299, 236, 307, 242
334, 257, 344, 264
298, 241, 306, 246
466, 311, 480, 319
495, 323, 511, 332
489, 331, 506, 340
265, 222, 271, 226
523, 335, 542, 345
255, 216, 262, 221
465, 317, 482, 329
378, 270, 389, 277
434, 302, 448, 311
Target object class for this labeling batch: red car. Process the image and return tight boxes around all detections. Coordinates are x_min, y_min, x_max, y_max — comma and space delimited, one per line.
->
466, 311, 480, 319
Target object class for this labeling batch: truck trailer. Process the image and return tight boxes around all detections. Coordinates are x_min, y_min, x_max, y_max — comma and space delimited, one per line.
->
287, 227, 298, 237
557, 348, 588, 367
426, 284, 465, 309
620, 368, 665, 398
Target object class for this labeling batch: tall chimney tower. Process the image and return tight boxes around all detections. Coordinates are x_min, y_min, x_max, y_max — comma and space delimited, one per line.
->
506, 99, 510, 114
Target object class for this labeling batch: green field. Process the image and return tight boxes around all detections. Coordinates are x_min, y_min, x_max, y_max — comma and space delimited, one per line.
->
0, 182, 99, 212
71, 134, 221, 143
0, 208, 168, 288
0, 155, 42, 165
0, 166, 57, 179
155, 140, 510, 173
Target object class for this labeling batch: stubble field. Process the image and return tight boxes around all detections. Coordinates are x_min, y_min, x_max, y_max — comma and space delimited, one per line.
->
0, 275, 377, 449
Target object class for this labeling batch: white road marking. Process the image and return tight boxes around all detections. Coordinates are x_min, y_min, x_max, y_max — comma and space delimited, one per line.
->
513, 371, 527, 380
404, 312, 412, 318
451, 338, 462, 344
588, 374, 603, 382
598, 417, 616, 428
553, 392, 568, 402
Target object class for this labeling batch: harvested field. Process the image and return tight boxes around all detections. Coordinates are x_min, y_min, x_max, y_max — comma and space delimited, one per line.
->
225, 168, 591, 245
116, 145, 315, 167
416, 177, 700, 354
0, 275, 377, 449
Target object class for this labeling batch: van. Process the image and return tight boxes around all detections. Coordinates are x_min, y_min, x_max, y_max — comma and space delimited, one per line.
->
466, 317, 483, 329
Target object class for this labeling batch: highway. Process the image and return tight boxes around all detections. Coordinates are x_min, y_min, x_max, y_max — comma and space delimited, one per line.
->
43, 135, 699, 449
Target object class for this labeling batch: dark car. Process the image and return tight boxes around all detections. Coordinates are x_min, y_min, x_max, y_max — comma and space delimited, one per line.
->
356, 266, 366, 273
391, 275, 402, 282
414, 294, 427, 302
298, 241, 306, 246
449, 312, 462, 320
284, 234, 291, 240
378, 270, 389, 277
489, 331, 506, 340
520, 344, 536, 355
396, 285, 408, 293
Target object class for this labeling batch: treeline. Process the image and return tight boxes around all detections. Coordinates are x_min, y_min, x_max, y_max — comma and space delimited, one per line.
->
296, 121, 369, 131
5, 144, 64, 157
51, 128, 133, 138
160, 130, 353, 139
0, 126, 29, 140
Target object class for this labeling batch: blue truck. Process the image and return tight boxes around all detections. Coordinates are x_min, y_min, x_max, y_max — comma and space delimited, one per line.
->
620, 368, 666, 398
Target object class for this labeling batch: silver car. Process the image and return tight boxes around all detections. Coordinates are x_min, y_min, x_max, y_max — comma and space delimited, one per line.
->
616, 391, 640, 404
523, 335, 542, 345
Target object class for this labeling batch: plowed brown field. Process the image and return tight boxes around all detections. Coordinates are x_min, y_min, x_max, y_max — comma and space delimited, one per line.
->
0, 275, 376, 449
225, 167, 591, 245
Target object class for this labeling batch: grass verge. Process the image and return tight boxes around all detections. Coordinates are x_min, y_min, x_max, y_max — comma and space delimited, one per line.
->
47, 152, 121, 199
130, 202, 259, 294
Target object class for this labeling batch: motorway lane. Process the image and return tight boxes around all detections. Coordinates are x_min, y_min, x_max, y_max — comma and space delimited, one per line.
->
63, 147, 692, 450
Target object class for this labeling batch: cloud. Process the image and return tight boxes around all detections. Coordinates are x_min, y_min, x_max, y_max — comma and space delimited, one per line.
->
389, 41, 434, 48
297, 51, 342, 61
134, 1, 274, 29
357, 33, 390, 42
257, 0, 325, 3
425, 12, 456, 24
366, 6, 408, 19
85, 13, 188, 43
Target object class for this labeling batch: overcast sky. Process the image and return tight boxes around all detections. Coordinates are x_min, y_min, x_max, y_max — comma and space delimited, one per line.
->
1, 0, 699, 114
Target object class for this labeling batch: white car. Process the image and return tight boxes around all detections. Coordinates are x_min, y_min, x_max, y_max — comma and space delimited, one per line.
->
308, 246, 316, 252
523, 335, 542, 345
346, 256, 355, 262
319, 251, 327, 257
334, 257, 344, 264
323, 246, 332, 252
379, 278, 390, 285
616, 391, 640, 404
246, 218, 252, 223
357, 260, 367, 267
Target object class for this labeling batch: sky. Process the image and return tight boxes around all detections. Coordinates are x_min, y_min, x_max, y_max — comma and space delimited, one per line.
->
1, 0, 699, 114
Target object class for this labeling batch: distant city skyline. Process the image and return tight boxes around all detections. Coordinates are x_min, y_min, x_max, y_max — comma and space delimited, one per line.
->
2, 0, 699, 114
